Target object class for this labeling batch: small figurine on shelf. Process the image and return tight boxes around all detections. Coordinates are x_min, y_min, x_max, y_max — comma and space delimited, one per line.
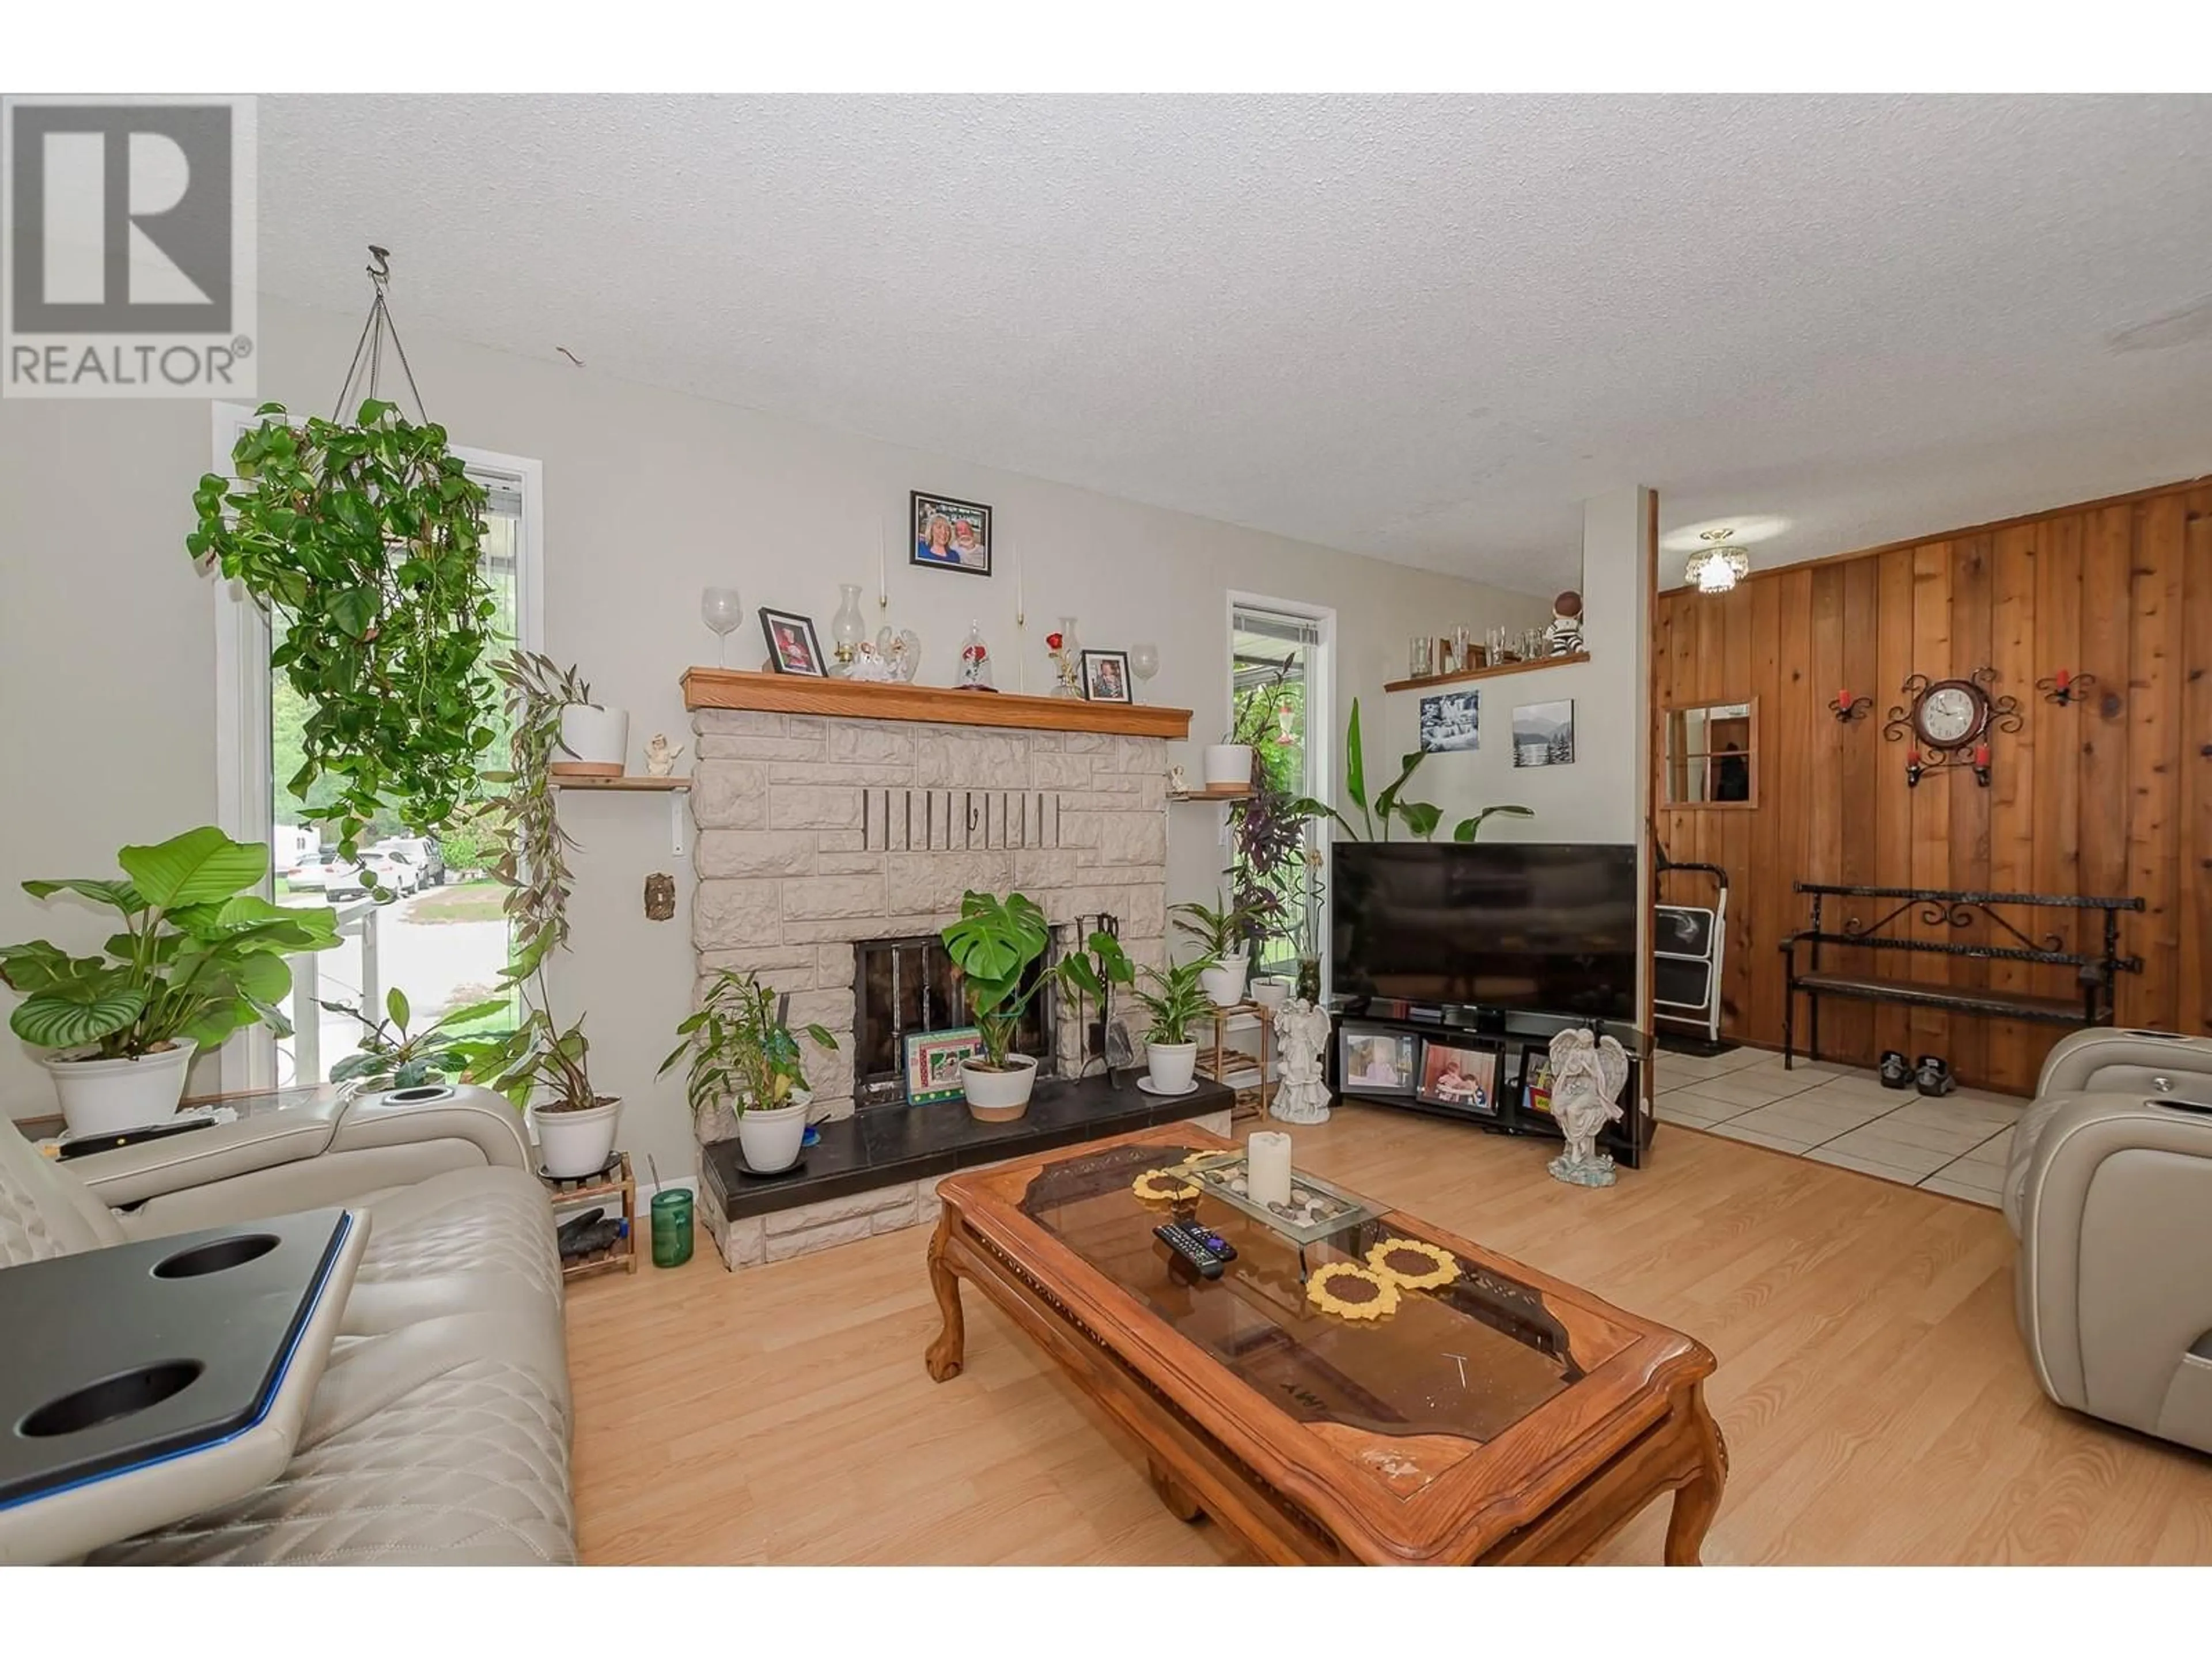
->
1545, 1025, 1630, 1188
1270, 999, 1334, 1124
1547, 592, 1585, 658
1166, 763, 1190, 796
956, 621, 995, 691
844, 638, 899, 682
876, 625, 923, 683
643, 733, 685, 777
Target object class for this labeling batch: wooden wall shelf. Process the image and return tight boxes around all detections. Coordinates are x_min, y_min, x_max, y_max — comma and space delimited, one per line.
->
681, 668, 1192, 740
1168, 785, 1253, 802
1384, 651, 1590, 695
548, 775, 691, 791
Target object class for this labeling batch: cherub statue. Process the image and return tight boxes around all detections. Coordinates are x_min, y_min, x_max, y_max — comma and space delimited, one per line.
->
844, 639, 899, 682
1270, 999, 1334, 1124
642, 733, 685, 777
1546, 1025, 1630, 1187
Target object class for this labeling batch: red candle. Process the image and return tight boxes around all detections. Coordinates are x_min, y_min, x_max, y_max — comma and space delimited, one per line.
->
2054, 668, 2071, 692
1838, 687, 1851, 708
1974, 742, 1990, 767
1908, 749, 1921, 767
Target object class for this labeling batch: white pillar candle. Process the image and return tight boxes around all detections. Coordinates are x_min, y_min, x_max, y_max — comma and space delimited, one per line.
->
1248, 1130, 1293, 1210
877, 517, 888, 607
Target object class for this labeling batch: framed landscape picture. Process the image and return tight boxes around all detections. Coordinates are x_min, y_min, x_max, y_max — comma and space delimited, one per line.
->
910, 491, 992, 577
1415, 1037, 1502, 1115
1337, 1024, 1417, 1097
1512, 698, 1575, 767
904, 1027, 983, 1104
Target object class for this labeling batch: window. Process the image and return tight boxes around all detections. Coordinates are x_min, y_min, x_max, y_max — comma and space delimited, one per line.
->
211, 403, 543, 1092
1226, 597, 1333, 979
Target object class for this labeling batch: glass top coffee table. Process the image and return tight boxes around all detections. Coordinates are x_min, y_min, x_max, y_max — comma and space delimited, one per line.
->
925, 1124, 1724, 1565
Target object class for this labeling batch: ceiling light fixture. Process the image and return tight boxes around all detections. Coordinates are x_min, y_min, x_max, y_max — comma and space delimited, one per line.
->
1685, 528, 1749, 594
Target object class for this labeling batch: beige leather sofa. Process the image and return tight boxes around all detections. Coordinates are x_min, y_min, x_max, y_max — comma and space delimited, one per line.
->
2006, 1028, 2212, 1456
0, 1084, 575, 1565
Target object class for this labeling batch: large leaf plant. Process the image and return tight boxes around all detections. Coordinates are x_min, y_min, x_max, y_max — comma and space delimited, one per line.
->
187, 399, 500, 870
940, 891, 1132, 1070
1290, 699, 1533, 843
659, 971, 838, 1126
0, 827, 340, 1058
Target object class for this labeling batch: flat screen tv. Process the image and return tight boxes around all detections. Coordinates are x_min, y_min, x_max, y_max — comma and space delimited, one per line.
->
1330, 842, 1638, 1020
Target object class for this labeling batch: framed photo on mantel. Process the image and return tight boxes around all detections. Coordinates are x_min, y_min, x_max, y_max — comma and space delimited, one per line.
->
910, 491, 992, 577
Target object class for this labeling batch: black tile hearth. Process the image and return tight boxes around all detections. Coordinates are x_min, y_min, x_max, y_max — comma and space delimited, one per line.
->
702, 1074, 1232, 1224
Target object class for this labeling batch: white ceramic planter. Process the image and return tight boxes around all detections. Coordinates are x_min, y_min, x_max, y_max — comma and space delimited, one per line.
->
1199, 953, 1251, 1008
1203, 744, 1254, 788
44, 1042, 196, 1138
531, 1096, 622, 1178
960, 1054, 1038, 1122
735, 1098, 808, 1173
1251, 976, 1290, 1012
555, 703, 629, 778
1145, 1040, 1198, 1093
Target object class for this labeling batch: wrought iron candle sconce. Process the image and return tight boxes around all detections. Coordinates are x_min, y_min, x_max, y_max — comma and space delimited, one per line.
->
1828, 690, 1874, 723
2036, 669, 2095, 706
1882, 667, 2020, 789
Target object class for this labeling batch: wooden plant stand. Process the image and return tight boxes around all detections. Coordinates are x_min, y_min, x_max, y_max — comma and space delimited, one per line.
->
1198, 1002, 1274, 1121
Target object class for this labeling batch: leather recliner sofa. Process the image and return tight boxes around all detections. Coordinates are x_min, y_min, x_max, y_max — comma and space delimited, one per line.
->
2005, 1028, 2212, 1456
0, 1084, 575, 1565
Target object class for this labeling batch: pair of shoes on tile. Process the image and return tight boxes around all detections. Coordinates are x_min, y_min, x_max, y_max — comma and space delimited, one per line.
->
1914, 1055, 1956, 1097
1878, 1050, 1914, 1089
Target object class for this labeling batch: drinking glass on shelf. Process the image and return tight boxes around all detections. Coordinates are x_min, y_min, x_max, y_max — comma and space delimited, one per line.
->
1409, 635, 1434, 679
1450, 626, 1471, 672
700, 586, 744, 667
1523, 626, 1547, 661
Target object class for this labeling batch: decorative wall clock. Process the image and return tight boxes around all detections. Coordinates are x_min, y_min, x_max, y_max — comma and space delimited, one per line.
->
1881, 668, 2021, 787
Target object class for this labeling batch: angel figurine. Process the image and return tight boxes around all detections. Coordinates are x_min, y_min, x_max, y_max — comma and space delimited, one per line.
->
642, 733, 686, 777
1269, 999, 1334, 1124
1546, 1025, 1630, 1187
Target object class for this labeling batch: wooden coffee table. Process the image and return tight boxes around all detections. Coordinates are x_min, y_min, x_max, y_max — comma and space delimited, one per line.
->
925, 1124, 1725, 1565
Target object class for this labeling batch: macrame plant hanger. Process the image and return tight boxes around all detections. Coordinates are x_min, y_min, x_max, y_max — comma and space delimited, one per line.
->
332, 244, 431, 422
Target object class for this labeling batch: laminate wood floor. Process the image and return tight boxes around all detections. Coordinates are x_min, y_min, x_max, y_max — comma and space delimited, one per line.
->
566, 1103, 2212, 1564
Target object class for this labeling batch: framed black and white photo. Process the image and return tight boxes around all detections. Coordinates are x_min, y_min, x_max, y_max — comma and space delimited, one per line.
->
1512, 698, 1575, 767
910, 491, 992, 577
1419, 688, 1481, 753
1415, 1037, 1502, 1115
759, 608, 828, 677
1081, 649, 1132, 703
1337, 1024, 1417, 1097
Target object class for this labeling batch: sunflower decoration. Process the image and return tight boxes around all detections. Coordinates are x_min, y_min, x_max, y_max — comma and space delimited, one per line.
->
1306, 1263, 1401, 1321
1131, 1167, 1200, 1205
1365, 1237, 1460, 1292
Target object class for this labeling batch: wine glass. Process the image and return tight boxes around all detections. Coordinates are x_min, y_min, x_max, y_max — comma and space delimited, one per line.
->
700, 586, 743, 667
1130, 642, 1160, 703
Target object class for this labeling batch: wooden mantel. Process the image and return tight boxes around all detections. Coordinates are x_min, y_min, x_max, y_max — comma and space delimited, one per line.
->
681, 668, 1193, 740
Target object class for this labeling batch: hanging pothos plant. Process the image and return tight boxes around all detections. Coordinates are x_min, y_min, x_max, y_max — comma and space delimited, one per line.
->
185, 397, 499, 866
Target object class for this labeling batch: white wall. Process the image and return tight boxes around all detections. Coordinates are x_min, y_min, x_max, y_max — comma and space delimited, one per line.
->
0, 293, 1549, 1179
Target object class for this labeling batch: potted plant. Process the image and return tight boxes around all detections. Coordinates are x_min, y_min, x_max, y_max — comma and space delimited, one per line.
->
457, 653, 622, 1177
0, 827, 340, 1136
187, 399, 499, 872
938, 891, 1130, 1122
1129, 957, 1214, 1093
658, 970, 837, 1173
324, 986, 512, 1099
1203, 730, 1254, 790
1289, 699, 1535, 843
554, 669, 629, 780
1171, 893, 1263, 1007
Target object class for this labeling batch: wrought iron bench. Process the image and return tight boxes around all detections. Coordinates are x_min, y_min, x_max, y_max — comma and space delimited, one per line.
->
1781, 884, 2142, 1069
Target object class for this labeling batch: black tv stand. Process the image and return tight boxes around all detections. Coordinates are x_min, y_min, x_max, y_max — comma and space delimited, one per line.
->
1326, 1003, 1653, 1170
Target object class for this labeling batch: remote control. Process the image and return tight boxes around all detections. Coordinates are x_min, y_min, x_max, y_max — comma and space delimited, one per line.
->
1187, 1223, 1237, 1262
1153, 1222, 1225, 1279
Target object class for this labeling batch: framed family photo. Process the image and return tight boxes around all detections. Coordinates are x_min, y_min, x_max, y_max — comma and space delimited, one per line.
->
1337, 1024, 1416, 1097
759, 608, 827, 676
904, 1027, 984, 1104
1415, 1037, 1502, 1115
1081, 649, 1132, 703
911, 491, 992, 577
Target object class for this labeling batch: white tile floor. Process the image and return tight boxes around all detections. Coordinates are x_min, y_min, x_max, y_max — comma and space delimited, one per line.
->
1654, 1044, 2018, 1208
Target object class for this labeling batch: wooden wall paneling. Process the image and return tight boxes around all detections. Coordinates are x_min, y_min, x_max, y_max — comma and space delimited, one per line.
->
2121, 494, 2187, 1030
2181, 494, 2212, 1037
1871, 548, 1920, 1068
1945, 535, 1995, 1085
1652, 477, 2209, 1092
2077, 506, 2135, 925
1908, 544, 1956, 1065
1984, 522, 2040, 1092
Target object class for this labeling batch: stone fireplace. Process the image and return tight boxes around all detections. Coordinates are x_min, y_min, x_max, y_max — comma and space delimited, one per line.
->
681, 678, 1215, 1268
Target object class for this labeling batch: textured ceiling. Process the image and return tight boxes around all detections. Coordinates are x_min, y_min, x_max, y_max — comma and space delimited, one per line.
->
258, 95, 2212, 593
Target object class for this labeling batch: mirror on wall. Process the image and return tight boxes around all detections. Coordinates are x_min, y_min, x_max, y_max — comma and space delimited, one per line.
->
1664, 700, 1758, 807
